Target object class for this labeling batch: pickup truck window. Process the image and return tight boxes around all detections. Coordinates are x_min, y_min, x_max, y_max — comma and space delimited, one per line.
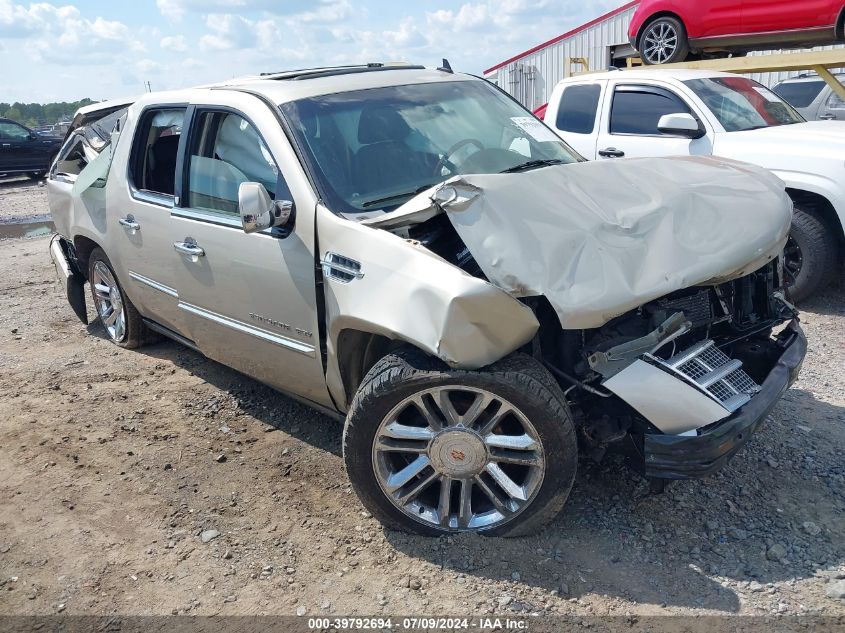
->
684, 77, 803, 132
773, 80, 826, 108
281, 80, 578, 214
0, 121, 30, 141
610, 86, 691, 135
130, 108, 185, 197
556, 84, 601, 134
187, 111, 280, 217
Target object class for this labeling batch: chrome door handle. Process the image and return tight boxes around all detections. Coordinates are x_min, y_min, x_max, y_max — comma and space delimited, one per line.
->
118, 216, 140, 231
1, 143, 10, 148
598, 147, 625, 158
819, 113, 836, 120
173, 240, 205, 258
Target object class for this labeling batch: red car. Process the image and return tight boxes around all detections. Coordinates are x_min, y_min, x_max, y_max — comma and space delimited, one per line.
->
629, 0, 845, 65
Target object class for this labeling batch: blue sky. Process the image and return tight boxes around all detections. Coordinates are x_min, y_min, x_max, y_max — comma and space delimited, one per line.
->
0, 0, 623, 103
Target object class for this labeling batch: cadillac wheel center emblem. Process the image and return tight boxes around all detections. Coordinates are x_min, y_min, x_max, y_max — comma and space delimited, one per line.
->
450, 449, 466, 461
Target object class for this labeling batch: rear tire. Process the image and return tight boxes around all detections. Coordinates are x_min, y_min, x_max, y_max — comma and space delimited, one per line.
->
343, 349, 578, 537
784, 205, 839, 302
639, 17, 690, 65
87, 247, 147, 349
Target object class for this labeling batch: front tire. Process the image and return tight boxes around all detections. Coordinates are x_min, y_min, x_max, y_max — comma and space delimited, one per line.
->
639, 17, 690, 65
343, 349, 578, 537
784, 205, 839, 302
88, 247, 147, 349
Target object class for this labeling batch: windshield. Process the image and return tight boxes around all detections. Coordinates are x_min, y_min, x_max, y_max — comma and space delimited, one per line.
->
281, 79, 580, 213
684, 76, 804, 132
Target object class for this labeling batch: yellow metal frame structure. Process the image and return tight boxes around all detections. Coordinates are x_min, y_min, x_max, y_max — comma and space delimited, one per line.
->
627, 50, 845, 101
568, 57, 590, 76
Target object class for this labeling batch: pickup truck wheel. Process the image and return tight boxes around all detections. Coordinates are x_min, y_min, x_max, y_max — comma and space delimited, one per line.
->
343, 349, 577, 537
785, 206, 838, 302
640, 17, 689, 65
88, 247, 145, 349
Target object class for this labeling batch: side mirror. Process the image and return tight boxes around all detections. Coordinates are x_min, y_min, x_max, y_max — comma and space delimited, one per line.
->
28, 132, 38, 141
657, 113, 705, 139
238, 182, 293, 234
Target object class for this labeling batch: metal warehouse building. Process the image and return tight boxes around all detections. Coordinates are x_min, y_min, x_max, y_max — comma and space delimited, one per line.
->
483, 1, 845, 111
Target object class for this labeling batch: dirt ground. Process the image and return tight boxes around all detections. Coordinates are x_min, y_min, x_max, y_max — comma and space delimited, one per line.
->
1, 177, 844, 618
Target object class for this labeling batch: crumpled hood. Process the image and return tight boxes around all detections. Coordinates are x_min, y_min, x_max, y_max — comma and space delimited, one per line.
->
714, 121, 845, 164
434, 156, 792, 329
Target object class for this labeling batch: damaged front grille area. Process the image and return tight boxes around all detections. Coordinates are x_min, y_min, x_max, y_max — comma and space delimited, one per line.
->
656, 340, 761, 413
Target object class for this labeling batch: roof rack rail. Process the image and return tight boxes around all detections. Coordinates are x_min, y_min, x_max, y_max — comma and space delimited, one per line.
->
259, 62, 424, 81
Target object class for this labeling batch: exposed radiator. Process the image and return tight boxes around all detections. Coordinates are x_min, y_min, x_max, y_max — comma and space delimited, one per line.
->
656, 340, 761, 413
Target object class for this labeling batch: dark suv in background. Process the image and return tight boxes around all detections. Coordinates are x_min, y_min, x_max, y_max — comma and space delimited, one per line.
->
0, 118, 63, 179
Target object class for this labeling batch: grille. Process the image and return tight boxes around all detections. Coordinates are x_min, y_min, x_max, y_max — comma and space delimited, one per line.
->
658, 340, 760, 413
656, 290, 713, 327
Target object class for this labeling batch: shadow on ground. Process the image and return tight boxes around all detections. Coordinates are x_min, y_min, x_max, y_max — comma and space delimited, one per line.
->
84, 313, 844, 613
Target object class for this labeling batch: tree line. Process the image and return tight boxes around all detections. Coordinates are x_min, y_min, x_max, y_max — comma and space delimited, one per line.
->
1, 99, 97, 128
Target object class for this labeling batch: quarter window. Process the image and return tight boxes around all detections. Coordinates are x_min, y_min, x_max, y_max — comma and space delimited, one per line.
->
610, 87, 691, 135
556, 84, 601, 134
828, 91, 845, 110
0, 121, 30, 141
130, 108, 186, 197
186, 111, 280, 217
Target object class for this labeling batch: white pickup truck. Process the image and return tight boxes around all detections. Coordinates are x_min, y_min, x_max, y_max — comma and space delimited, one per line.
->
544, 69, 845, 301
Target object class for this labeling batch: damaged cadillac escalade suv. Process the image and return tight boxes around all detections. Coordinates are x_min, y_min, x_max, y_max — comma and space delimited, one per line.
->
47, 63, 806, 536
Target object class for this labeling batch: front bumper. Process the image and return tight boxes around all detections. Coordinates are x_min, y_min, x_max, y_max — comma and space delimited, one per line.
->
643, 319, 806, 479
49, 234, 88, 325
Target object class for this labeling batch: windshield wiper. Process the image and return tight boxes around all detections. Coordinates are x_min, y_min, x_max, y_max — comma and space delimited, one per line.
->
500, 159, 564, 174
362, 183, 440, 208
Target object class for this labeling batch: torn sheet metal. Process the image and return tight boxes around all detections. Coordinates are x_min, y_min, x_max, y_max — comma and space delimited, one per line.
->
319, 204, 541, 406
428, 156, 792, 330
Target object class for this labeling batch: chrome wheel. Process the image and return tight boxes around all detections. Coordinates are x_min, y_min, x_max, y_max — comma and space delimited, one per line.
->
643, 22, 679, 64
91, 261, 126, 342
372, 386, 545, 532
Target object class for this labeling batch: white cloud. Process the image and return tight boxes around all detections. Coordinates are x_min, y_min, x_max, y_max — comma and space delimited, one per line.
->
135, 58, 160, 74
160, 34, 187, 52
156, 0, 317, 22
0, 1, 143, 65
296, 0, 353, 24
156, 0, 253, 22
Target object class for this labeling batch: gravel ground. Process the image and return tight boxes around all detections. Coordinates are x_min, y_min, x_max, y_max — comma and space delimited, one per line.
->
0, 177, 50, 224
0, 180, 844, 618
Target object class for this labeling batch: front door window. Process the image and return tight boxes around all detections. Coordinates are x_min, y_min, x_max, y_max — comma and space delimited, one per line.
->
186, 111, 280, 218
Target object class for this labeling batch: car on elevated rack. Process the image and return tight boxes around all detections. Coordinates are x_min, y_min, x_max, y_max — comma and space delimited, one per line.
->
544, 68, 845, 302
629, 0, 845, 65
48, 62, 805, 536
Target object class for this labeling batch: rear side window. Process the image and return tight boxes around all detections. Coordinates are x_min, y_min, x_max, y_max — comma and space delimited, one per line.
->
186, 111, 281, 217
130, 108, 186, 197
828, 90, 845, 109
55, 136, 88, 177
556, 84, 601, 134
610, 87, 691, 135
773, 81, 825, 108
